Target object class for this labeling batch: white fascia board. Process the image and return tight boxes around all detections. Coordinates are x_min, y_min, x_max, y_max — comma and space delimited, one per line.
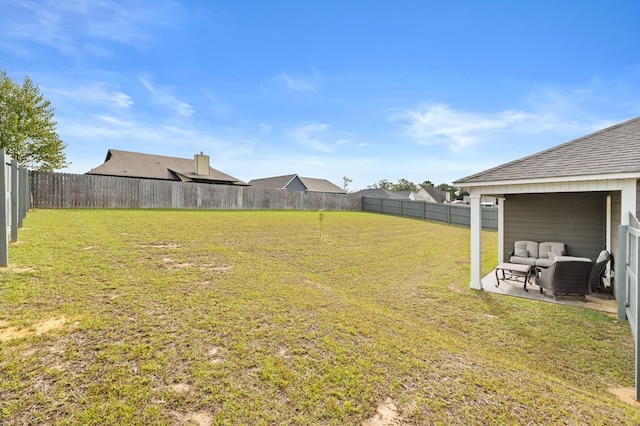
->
458, 172, 640, 188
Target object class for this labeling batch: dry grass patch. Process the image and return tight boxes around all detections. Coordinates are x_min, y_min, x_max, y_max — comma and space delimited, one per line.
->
0, 316, 69, 342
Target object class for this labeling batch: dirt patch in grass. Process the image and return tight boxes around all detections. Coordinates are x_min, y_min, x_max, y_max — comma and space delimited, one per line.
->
136, 242, 182, 249
169, 410, 213, 426
0, 316, 68, 341
160, 257, 233, 273
610, 387, 640, 406
170, 383, 192, 393
362, 398, 409, 426
0, 265, 36, 273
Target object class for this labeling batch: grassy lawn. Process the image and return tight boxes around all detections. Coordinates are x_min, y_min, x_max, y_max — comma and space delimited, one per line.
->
0, 209, 638, 425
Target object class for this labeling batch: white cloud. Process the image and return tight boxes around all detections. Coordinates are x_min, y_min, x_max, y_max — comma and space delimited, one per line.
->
390, 103, 531, 151
278, 72, 319, 92
51, 83, 133, 109
289, 122, 333, 152
140, 76, 194, 117
259, 123, 272, 134
390, 85, 636, 152
0, 0, 182, 57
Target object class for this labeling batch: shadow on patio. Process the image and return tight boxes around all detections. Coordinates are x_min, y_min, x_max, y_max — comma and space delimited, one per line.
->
482, 269, 617, 314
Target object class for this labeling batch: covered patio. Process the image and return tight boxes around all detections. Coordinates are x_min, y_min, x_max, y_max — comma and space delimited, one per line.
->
482, 269, 617, 314
454, 115, 640, 399
454, 116, 640, 313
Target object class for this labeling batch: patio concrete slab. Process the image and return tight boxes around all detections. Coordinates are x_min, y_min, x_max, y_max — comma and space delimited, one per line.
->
481, 269, 617, 314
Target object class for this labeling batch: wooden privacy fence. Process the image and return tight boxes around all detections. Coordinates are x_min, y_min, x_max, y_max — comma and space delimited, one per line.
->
0, 150, 29, 266
361, 196, 498, 230
30, 172, 361, 211
618, 212, 640, 399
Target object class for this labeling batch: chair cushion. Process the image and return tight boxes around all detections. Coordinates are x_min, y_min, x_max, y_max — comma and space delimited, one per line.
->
535, 257, 555, 268
556, 255, 592, 263
510, 256, 537, 266
514, 248, 529, 257
514, 241, 538, 258
539, 242, 566, 259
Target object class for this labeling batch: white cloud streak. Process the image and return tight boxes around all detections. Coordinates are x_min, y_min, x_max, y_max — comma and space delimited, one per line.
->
278, 72, 319, 92
390, 87, 632, 152
0, 0, 181, 57
51, 83, 133, 109
140, 76, 194, 117
289, 121, 359, 153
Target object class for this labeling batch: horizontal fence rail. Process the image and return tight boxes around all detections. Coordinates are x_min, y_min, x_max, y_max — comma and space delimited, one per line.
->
0, 150, 29, 266
361, 196, 498, 230
30, 172, 362, 211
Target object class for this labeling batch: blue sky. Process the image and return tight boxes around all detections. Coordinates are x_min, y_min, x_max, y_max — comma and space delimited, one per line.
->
1, 0, 639, 191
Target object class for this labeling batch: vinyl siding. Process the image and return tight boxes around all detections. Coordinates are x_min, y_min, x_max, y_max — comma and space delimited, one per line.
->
503, 192, 607, 262
285, 176, 307, 191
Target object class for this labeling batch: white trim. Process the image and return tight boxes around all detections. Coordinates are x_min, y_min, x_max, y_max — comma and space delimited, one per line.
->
457, 172, 640, 188
461, 178, 634, 196
606, 194, 612, 277
622, 179, 637, 226
498, 197, 505, 263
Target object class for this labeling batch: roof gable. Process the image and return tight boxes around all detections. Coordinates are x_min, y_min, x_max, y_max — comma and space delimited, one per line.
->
249, 174, 345, 193
454, 115, 640, 184
248, 174, 300, 190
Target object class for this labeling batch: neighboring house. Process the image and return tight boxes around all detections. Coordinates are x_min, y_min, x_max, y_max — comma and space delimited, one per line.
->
87, 149, 247, 185
454, 115, 640, 295
248, 174, 346, 193
352, 189, 418, 200
417, 186, 448, 203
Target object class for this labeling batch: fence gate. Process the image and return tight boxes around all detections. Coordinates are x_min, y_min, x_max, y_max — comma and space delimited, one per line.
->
618, 212, 640, 400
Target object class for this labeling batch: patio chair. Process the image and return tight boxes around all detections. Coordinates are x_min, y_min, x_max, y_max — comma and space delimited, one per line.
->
589, 250, 611, 293
536, 256, 594, 299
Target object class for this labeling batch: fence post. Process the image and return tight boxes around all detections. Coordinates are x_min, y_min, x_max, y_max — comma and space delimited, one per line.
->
618, 224, 628, 320
0, 151, 8, 267
10, 159, 18, 242
18, 166, 26, 226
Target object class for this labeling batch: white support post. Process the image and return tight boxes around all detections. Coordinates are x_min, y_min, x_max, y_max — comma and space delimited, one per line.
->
497, 197, 505, 263
469, 191, 482, 290
621, 179, 637, 226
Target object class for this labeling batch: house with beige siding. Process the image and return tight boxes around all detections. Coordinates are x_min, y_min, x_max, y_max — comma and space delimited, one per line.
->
454, 116, 640, 299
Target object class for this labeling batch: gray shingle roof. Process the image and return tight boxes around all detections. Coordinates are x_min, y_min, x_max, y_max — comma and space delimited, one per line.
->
249, 174, 345, 193
87, 149, 247, 185
352, 189, 411, 199
454, 115, 640, 184
249, 174, 299, 190
421, 186, 447, 203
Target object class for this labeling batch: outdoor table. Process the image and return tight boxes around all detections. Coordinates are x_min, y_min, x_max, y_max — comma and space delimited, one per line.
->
495, 262, 534, 291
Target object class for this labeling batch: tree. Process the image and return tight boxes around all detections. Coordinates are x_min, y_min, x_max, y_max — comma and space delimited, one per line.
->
367, 179, 393, 190
342, 175, 353, 192
0, 69, 68, 170
368, 178, 419, 192
393, 178, 419, 192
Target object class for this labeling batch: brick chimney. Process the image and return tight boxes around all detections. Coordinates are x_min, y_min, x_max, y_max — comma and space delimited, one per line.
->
194, 152, 210, 176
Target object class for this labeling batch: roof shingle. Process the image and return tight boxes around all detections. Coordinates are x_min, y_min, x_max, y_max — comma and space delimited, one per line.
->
87, 149, 246, 185
454, 116, 640, 184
